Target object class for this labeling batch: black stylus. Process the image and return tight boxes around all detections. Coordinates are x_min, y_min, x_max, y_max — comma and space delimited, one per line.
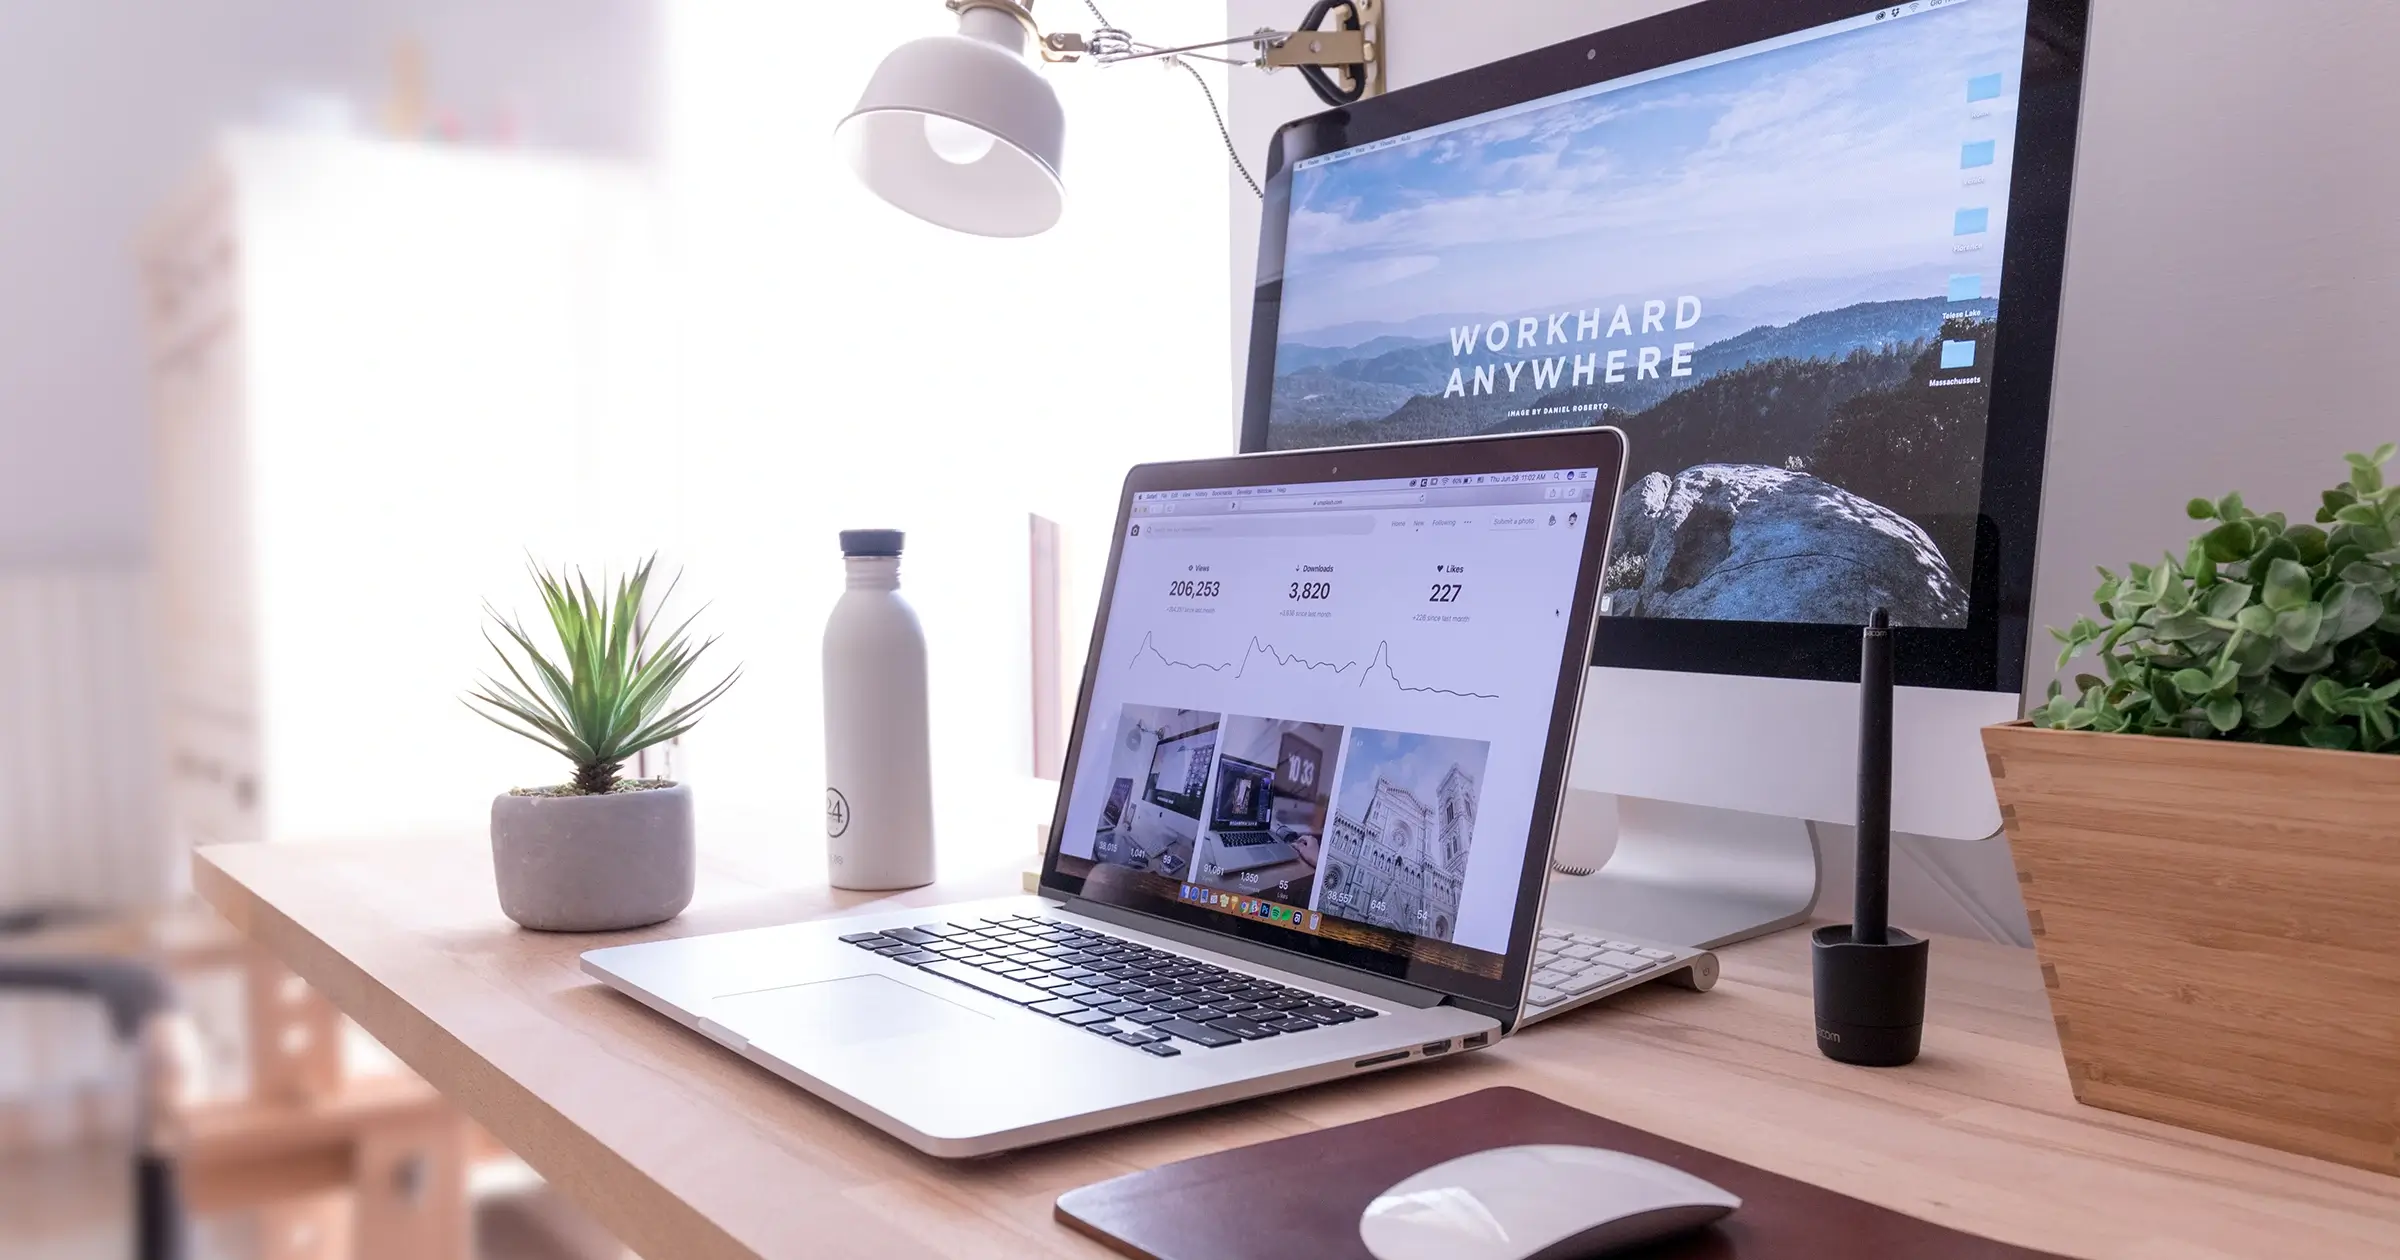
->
1816, 610, 1922, 1065
1854, 608, 1893, 946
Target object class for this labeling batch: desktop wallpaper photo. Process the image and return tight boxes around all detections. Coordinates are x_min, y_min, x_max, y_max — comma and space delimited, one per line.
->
1266, 0, 2030, 627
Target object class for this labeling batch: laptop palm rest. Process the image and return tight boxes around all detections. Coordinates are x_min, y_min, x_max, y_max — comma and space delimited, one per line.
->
710, 974, 993, 1051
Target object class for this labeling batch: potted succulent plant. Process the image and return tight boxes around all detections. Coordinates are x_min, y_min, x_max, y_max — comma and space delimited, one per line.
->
1984, 447, 2400, 1175
467, 557, 739, 932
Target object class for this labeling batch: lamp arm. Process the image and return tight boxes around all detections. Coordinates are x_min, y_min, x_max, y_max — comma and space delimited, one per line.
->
1004, 0, 1380, 94
927, 0, 1380, 206
1044, 29, 1300, 65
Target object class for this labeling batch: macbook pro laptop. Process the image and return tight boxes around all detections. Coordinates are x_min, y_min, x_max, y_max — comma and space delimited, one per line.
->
583, 428, 1702, 1157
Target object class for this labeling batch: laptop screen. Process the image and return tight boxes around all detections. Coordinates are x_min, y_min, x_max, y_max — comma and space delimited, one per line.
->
1050, 462, 1604, 988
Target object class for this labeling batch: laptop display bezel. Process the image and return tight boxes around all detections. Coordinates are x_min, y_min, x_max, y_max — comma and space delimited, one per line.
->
1038, 429, 1628, 1021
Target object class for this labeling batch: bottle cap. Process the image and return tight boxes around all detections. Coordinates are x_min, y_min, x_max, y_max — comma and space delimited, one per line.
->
838, 529, 905, 557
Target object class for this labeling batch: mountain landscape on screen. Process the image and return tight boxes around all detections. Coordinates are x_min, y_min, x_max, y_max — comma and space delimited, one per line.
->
1268, 301, 1998, 627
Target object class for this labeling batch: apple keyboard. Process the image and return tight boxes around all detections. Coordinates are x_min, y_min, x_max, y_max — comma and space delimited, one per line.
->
1519, 926, 1716, 1024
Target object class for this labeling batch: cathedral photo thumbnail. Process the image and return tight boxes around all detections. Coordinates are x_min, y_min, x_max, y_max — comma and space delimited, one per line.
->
1318, 728, 1490, 943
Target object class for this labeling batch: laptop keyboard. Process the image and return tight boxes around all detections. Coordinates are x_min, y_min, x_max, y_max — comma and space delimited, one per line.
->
839, 913, 1379, 1056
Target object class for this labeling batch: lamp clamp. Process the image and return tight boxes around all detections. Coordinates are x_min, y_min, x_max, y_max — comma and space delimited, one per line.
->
1260, 0, 1381, 102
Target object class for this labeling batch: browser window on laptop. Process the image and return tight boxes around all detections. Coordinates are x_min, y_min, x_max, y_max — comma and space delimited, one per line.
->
1051, 467, 1602, 982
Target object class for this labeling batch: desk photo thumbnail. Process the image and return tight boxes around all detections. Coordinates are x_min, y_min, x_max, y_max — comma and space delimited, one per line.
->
1192, 716, 1344, 910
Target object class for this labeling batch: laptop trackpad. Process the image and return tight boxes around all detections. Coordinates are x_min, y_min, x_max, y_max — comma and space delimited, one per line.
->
709, 974, 992, 1050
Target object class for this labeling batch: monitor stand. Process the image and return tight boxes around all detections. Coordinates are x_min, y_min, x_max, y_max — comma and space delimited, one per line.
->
1539, 791, 1821, 949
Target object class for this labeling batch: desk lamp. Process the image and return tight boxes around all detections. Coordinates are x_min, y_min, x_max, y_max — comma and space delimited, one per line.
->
838, 0, 1383, 236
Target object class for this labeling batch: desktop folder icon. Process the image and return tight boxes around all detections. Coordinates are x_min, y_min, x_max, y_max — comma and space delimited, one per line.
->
1947, 273, 1982, 302
1953, 207, 1990, 235
1940, 339, 1977, 370
1960, 139, 1996, 168
1967, 72, 2004, 102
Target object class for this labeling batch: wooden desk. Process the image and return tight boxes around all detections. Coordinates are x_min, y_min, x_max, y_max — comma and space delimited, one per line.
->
195, 837, 2400, 1260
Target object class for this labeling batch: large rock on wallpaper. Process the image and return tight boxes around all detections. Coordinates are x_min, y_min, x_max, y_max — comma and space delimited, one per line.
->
1603, 465, 1966, 625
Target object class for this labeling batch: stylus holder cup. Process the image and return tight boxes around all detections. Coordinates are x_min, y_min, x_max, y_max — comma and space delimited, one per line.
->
1811, 925, 1928, 1067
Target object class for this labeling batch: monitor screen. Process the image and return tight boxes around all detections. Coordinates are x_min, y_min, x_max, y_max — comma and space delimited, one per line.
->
1258, 0, 2034, 632
1051, 465, 1603, 982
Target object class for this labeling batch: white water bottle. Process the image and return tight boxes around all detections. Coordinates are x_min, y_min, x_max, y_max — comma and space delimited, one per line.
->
823, 529, 935, 890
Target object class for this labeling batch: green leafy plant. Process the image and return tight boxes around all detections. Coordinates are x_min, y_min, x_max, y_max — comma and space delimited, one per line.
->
2034, 446, 2400, 750
467, 556, 739, 794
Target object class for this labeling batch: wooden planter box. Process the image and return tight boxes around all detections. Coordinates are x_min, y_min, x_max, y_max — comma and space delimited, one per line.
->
1983, 721, 2400, 1174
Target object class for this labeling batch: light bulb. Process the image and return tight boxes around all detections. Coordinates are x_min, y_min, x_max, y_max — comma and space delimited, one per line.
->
922, 114, 998, 165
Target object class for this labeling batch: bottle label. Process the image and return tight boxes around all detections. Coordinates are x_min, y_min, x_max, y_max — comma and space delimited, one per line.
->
825, 787, 852, 838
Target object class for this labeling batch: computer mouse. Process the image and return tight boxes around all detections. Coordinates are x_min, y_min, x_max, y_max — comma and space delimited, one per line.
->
1359, 1143, 1741, 1260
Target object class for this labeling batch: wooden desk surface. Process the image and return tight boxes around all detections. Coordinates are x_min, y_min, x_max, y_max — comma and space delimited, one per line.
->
195, 837, 2400, 1260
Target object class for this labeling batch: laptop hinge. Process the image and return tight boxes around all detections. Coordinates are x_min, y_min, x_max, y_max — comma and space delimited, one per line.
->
1059, 897, 1449, 1010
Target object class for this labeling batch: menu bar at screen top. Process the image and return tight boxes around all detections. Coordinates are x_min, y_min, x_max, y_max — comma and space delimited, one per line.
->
1058, 468, 1600, 968
1291, 0, 1989, 175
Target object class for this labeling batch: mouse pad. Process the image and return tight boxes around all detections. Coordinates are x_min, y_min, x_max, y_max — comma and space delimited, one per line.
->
1055, 1086, 2071, 1260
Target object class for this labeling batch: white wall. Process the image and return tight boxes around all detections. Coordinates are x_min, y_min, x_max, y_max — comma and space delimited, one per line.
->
0, 0, 657, 565
1, 0, 1231, 901
2026, 0, 2400, 703
1223, 0, 2400, 944
0, 1, 657, 917
0, 6, 659, 1140
661, 0, 1232, 868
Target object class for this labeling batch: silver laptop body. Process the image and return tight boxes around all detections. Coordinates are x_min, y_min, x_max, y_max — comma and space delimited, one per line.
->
585, 431, 1632, 1157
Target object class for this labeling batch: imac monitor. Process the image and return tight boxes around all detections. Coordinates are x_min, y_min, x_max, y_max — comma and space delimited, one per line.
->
1241, 0, 2088, 871
1145, 723, 1216, 817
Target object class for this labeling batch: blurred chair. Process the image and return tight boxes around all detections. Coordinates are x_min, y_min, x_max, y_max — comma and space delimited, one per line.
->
0, 940, 182, 1260
1, 908, 474, 1260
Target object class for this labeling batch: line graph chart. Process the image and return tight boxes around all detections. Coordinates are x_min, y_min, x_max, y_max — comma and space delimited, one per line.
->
1127, 631, 1500, 700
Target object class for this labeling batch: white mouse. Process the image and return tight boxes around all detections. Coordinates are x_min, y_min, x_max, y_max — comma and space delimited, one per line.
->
1359, 1144, 1742, 1260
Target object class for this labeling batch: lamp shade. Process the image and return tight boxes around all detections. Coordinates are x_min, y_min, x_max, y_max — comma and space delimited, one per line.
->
837, 8, 1066, 237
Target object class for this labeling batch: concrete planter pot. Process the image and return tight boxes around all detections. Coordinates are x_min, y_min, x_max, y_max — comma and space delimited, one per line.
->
490, 782, 694, 932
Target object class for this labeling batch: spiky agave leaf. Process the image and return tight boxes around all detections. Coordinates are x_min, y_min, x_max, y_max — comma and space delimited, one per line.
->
465, 555, 740, 794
